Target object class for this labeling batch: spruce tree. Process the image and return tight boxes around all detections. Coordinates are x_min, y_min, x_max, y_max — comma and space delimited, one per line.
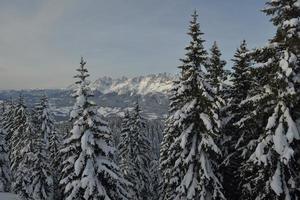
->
60, 57, 128, 200
159, 81, 182, 200
27, 114, 53, 200
2, 99, 16, 145
160, 11, 225, 200
239, 0, 300, 199
0, 127, 10, 192
10, 96, 32, 198
131, 103, 152, 200
28, 95, 56, 200
118, 111, 136, 198
206, 41, 227, 96
221, 40, 254, 200
118, 103, 152, 200
36, 95, 62, 192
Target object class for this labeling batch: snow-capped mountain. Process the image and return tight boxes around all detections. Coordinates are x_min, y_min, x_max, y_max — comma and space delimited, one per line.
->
0, 73, 175, 120
69, 73, 175, 95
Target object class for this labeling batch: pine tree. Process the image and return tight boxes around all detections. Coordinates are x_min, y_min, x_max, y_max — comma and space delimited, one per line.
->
36, 95, 62, 192
27, 95, 55, 200
10, 96, 32, 198
2, 99, 16, 145
118, 111, 136, 198
149, 158, 161, 200
221, 40, 254, 200
35, 95, 52, 150
27, 115, 53, 200
159, 81, 182, 200
160, 11, 225, 200
60, 57, 128, 200
239, 1, 300, 199
0, 128, 10, 192
118, 103, 152, 200
206, 41, 228, 137
206, 41, 227, 96
131, 103, 152, 200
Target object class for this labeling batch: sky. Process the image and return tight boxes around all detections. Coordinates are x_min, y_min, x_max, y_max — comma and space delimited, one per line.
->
0, 0, 275, 90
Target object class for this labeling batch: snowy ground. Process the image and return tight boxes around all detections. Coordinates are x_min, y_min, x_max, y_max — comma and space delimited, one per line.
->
0, 193, 19, 200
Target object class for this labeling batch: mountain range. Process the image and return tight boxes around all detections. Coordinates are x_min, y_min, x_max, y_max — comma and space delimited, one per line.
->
0, 73, 175, 121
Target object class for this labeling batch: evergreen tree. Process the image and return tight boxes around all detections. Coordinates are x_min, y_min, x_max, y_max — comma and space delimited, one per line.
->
118, 111, 136, 198
28, 95, 55, 200
60, 57, 128, 200
2, 99, 16, 145
10, 96, 32, 198
159, 81, 182, 200
149, 158, 161, 200
160, 11, 225, 200
131, 103, 152, 200
221, 40, 253, 200
0, 128, 10, 192
118, 103, 152, 200
27, 114, 53, 200
36, 95, 62, 189
239, 0, 300, 199
206, 41, 227, 96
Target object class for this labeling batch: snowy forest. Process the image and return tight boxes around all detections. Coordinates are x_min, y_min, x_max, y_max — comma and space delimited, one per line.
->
0, 0, 299, 199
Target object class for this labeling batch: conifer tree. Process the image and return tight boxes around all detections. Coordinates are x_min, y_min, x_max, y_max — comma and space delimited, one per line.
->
206, 41, 227, 96
159, 81, 182, 200
27, 115, 53, 200
2, 99, 16, 145
118, 103, 152, 200
160, 11, 225, 200
29, 95, 57, 200
131, 103, 152, 200
239, 1, 300, 199
36, 95, 61, 179
222, 40, 254, 200
149, 159, 161, 200
0, 127, 10, 192
60, 57, 128, 200
10, 96, 32, 198
118, 111, 136, 198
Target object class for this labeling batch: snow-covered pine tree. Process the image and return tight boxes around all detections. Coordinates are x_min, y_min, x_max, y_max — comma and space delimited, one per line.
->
35, 95, 52, 149
222, 40, 253, 200
118, 103, 152, 200
118, 110, 136, 198
0, 127, 10, 192
2, 99, 16, 145
159, 80, 182, 200
10, 96, 32, 198
239, 0, 300, 199
60, 57, 128, 200
130, 102, 152, 200
27, 95, 56, 200
206, 41, 227, 96
35, 95, 62, 180
149, 158, 161, 200
27, 114, 53, 200
160, 11, 225, 200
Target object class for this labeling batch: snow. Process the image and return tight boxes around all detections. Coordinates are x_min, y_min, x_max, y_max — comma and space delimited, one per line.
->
284, 107, 300, 143
283, 18, 299, 28
0, 193, 20, 200
70, 73, 175, 95
200, 113, 212, 130
270, 162, 283, 195
279, 51, 293, 77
